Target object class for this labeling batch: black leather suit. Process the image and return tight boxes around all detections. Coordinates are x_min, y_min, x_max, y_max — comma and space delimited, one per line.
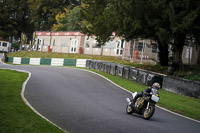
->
132, 87, 152, 104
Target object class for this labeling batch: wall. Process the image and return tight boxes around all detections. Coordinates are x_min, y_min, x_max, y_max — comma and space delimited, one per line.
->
163, 76, 200, 99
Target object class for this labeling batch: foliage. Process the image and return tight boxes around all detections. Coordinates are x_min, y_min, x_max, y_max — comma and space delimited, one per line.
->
0, 0, 80, 42
81, 0, 200, 68
27, 0, 77, 31
0, 0, 33, 39
52, 6, 82, 31
81, 0, 115, 45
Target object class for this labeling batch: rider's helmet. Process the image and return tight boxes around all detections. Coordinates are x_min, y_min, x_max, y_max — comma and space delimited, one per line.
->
152, 82, 160, 90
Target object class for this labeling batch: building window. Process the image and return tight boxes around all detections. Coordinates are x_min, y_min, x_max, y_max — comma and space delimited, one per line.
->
116, 40, 125, 56
70, 39, 78, 53
138, 42, 144, 51
3, 42, 7, 47
152, 43, 157, 53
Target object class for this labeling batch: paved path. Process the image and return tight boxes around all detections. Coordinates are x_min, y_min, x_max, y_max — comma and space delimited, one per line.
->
0, 54, 199, 133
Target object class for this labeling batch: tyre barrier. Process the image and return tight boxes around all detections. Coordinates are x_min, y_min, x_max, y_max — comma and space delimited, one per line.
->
86, 60, 200, 99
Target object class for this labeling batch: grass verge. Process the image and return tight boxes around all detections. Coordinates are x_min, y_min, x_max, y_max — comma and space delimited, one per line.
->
0, 69, 65, 133
84, 68, 200, 121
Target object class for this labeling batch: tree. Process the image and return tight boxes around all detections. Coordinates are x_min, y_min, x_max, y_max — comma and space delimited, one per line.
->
27, 0, 80, 31
81, 0, 115, 45
81, 0, 200, 68
168, 0, 200, 68
52, 6, 82, 31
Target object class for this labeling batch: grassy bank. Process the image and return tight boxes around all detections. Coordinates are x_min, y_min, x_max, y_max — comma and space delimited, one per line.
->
0, 69, 64, 133
86, 69, 200, 121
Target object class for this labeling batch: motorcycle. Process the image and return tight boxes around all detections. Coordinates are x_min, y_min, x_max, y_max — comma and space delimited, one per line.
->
126, 88, 160, 120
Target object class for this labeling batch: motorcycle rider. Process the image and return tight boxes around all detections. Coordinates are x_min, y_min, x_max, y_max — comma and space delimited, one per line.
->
131, 82, 161, 107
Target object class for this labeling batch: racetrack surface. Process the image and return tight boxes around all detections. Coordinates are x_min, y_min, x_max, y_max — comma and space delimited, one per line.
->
0, 54, 199, 133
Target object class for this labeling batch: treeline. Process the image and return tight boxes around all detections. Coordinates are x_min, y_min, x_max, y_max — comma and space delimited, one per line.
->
0, 0, 200, 68
0, 0, 80, 41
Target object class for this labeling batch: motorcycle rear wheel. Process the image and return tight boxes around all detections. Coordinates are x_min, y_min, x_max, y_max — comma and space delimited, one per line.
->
143, 105, 155, 120
126, 104, 133, 114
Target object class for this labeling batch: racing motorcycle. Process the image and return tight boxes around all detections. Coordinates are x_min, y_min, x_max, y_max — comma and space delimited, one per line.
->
126, 88, 160, 120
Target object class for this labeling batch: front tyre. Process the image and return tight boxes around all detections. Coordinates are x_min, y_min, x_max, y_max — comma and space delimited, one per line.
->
126, 104, 133, 114
143, 105, 155, 120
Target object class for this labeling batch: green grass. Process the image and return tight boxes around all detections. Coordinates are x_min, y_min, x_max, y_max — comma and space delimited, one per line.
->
0, 69, 65, 133
85, 69, 200, 121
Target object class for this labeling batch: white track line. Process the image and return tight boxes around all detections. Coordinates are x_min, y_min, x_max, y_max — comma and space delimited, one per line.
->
1, 57, 199, 125
73, 68, 200, 123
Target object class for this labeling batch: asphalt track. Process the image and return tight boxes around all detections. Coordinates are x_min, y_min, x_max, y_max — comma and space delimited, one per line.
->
0, 54, 200, 133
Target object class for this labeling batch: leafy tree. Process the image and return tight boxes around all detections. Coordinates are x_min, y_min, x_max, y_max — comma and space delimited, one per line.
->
168, 0, 200, 68
52, 6, 82, 31
27, 0, 80, 31
81, 0, 200, 68
81, 0, 115, 45
0, 0, 34, 42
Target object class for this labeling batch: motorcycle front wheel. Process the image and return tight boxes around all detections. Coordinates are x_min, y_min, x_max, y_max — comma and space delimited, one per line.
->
126, 104, 133, 114
143, 105, 155, 120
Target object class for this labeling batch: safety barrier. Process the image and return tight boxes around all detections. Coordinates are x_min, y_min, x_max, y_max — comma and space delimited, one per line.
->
86, 60, 200, 99
6, 57, 86, 67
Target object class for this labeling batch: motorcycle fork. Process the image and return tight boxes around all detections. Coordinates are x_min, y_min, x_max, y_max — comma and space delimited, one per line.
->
146, 102, 150, 110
